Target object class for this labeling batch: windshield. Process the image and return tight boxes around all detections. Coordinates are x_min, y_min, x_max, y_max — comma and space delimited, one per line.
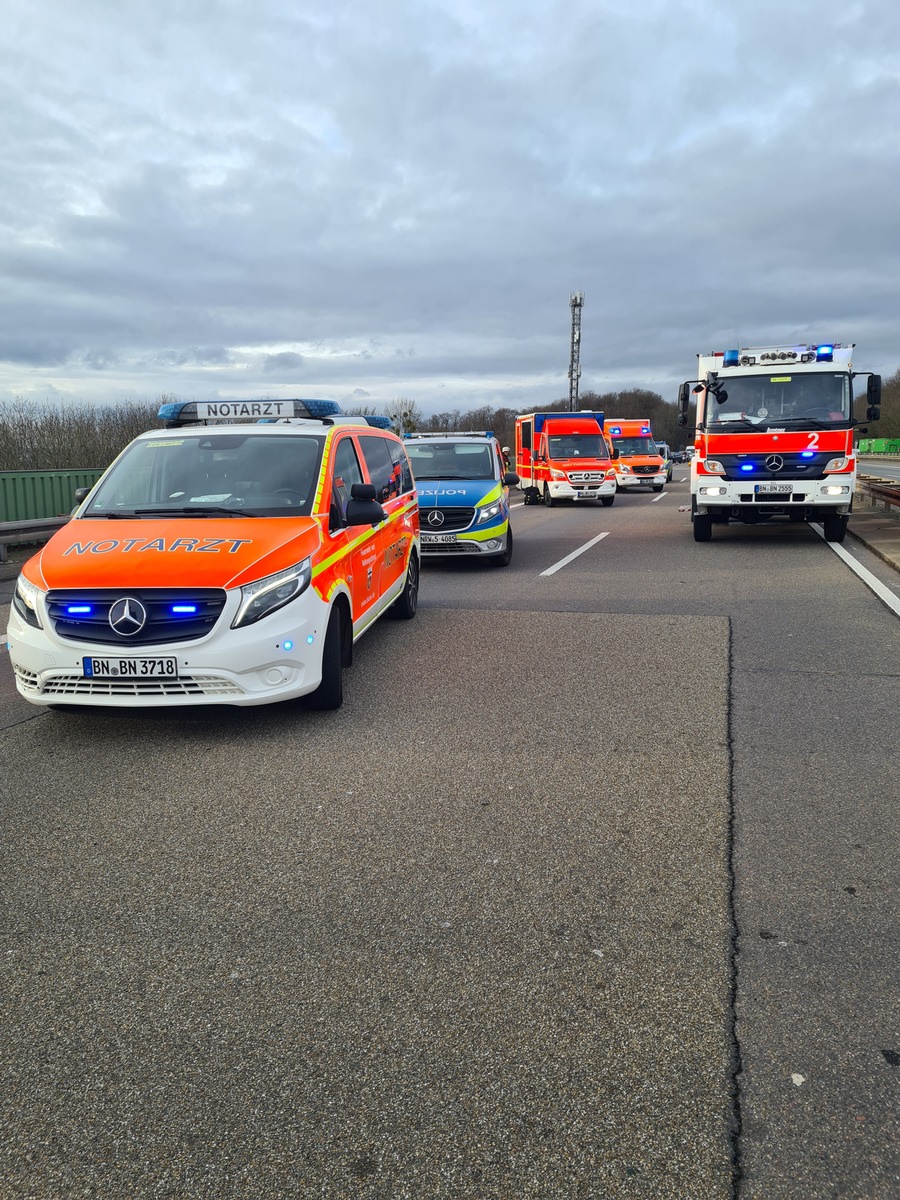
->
547, 434, 607, 459
613, 436, 657, 457
705, 372, 851, 429
407, 442, 495, 480
83, 433, 324, 517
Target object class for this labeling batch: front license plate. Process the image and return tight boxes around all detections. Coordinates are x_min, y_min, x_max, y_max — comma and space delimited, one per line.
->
421, 533, 458, 544
574, 491, 599, 500
83, 656, 179, 679
755, 483, 793, 495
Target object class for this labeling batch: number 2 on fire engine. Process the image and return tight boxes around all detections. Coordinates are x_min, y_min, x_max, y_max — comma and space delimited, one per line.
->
807, 432, 820, 449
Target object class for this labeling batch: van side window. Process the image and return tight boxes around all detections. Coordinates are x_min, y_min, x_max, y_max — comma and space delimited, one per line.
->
358, 434, 398, 502
388, 441, 414, 494
331, 436, 364, 528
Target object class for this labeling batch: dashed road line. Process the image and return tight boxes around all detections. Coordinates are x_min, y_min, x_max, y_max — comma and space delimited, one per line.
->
540, 532, 610, 576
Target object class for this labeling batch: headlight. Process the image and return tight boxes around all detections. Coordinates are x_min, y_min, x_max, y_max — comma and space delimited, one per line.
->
699, 486, 728, 496
620, 464, 633, 473
605, 468, 616, 478
476, 499, 504, 523
232, 558, 312, 628
824, 456, 849, 472
549, 469, 567, 481
702, 459, 725, 475
13, 574, 45, 629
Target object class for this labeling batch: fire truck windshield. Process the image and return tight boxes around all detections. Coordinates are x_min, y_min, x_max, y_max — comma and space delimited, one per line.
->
706, 372, 851, 429
547, 434, 606, 458
612, 436, 657, 456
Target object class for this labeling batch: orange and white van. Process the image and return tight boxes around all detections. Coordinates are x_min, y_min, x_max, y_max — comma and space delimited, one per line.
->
603, 419, 666, 492
514, 411, 617, 506
6, 399, 419, 709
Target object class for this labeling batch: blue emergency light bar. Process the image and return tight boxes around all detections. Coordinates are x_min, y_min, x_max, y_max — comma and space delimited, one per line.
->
159, 398, 343, 426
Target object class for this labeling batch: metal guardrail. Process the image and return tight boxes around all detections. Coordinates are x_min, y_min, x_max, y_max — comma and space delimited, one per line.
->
857, 476, 900, 514
0, 516, 69, 564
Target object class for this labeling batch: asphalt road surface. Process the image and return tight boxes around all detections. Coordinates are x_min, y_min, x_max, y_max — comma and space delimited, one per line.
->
1, 475, 897, 1199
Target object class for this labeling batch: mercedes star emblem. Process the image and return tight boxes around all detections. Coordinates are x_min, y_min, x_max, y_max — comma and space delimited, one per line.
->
427, 510, 445, 527
765, 455, 784, 472
109, 597, 148, 636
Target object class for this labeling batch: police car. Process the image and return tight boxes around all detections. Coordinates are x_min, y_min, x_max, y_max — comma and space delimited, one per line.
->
6, 399, 420, 709
404, 432, 518, 565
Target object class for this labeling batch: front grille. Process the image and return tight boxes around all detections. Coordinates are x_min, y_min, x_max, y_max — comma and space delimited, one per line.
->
420, 540, 480, 553
568, 471, 605, 482
14, 662, 243, 699
717, 453, 833, 481
631, 465, 658, 475
420, 507, 475, 532
46, 588, 227, 646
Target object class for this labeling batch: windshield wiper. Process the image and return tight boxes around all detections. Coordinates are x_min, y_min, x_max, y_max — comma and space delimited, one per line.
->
132, 506, 257, 517
712, 419, 758, 429
81, 511, 137, 519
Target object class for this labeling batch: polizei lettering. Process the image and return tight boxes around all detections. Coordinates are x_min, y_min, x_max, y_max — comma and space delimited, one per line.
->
63, 538, 253, 556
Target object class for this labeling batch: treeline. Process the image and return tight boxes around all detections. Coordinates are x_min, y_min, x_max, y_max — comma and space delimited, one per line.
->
408, 388, 695, 450
0, 397, 160, 471
874, 367, 900, 438
1, 368, 897, 471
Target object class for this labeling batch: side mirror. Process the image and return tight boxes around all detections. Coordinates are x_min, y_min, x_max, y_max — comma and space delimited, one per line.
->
503, 471, 519, 486
74, 486, 90, 504
345, 482, 386, 526
866, 407, 880, 422
611, 447, 620, 460
867, 374, 882, 406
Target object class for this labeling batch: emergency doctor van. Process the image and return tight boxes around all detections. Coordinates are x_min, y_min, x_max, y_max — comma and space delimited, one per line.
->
6, 399, 420, 710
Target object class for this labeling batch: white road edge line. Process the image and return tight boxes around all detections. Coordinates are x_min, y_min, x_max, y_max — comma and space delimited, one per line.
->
812, 524, 900, 617
651, 492, 668, 502
541, 532, 610, 576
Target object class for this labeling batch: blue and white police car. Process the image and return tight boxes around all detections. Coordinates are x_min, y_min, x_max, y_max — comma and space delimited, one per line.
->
404, 432, 518, 566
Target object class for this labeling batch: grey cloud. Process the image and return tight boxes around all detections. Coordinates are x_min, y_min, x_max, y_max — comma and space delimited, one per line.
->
262, 352, 305, 373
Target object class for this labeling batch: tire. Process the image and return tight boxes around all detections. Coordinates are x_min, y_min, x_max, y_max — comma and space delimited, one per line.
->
693, 513, 713, 542
306, 604, 345, 710
390, 550, 419, 618
823, 513, 847, 544
652, 484, 664, 493
492, 526, 513, 567
600, 495, 615, 507
543, 485, 556, 507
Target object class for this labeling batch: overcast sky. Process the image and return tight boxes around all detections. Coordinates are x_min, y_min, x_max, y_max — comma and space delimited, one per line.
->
3, 0, 899, 416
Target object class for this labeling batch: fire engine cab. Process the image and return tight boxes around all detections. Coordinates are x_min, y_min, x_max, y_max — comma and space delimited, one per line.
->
514, 411, 617, 506
678, 343, 882, 543
6, 399, 420, 710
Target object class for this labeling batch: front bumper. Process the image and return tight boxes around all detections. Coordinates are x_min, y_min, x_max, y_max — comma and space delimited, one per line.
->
6, 586, 334, 707
419, 521, 510, 557
545, 478, 616, 501
617, 472, 666, 489
693, 477, 854, 513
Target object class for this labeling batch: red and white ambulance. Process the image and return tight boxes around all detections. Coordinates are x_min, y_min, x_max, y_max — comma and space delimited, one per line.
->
677, 343, 882, 543
6, 399, 420, 709
514, 411, 617, 506
603, 418, 667, 493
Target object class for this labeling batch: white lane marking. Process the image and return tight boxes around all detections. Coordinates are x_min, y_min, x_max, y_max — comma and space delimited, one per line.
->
812, 524, 900, 617
541, 532, 610, 576
651, 491, 668, 503
679, 476, 688, 483
510, 500, 526, 508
